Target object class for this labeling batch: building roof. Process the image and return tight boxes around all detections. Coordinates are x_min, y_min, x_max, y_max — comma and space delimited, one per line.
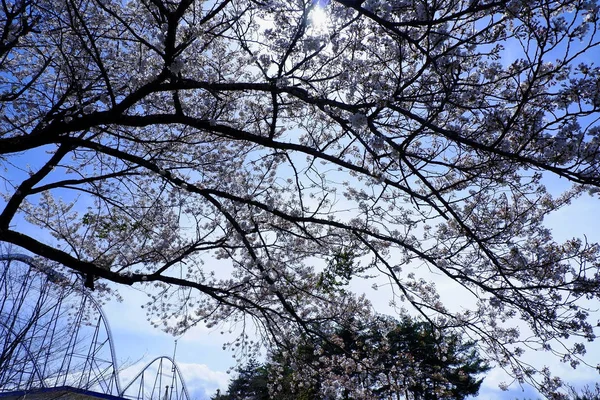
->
0, 387, 126, 400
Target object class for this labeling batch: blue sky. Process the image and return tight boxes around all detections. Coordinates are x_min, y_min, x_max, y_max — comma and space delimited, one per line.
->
3, 151, 599, 399
96, 184, 600, 400
3, 2, 600, 399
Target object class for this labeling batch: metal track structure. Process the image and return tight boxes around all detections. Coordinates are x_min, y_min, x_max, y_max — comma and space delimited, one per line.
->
0, 254, 191, 400
120, 357, 191, 400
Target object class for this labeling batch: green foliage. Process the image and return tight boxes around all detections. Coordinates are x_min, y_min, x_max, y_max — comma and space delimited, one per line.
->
380, 317, 490, 399
212, 359, 269, 400
213, 316, 490, 400
317, 248, 359, 293
81, 212, 130, 239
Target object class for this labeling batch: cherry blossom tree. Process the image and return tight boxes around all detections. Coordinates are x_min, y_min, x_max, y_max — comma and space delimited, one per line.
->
2, 0, 600, 394
213, 315, 490, 399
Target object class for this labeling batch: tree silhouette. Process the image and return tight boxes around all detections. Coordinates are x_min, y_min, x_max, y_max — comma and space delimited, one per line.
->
214, 315, 490, 399
2, 0, 600, 393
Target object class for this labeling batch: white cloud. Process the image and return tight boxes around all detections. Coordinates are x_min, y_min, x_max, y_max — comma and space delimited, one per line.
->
176, 362, 230, 400
98, 179, 600, 400
118, 359, 229, 400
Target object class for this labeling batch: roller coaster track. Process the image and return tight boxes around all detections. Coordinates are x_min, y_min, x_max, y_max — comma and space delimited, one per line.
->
0, 254, 191, 400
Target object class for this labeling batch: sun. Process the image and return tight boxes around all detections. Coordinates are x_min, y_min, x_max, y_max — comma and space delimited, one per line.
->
309, 5, 330, 34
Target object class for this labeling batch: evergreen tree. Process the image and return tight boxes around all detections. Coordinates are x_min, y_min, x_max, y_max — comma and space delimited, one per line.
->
212, 359, 269, 400
214, 316, 490, 400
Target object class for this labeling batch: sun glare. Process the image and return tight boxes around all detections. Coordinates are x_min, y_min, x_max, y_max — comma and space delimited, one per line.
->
310, 6, 329, 34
